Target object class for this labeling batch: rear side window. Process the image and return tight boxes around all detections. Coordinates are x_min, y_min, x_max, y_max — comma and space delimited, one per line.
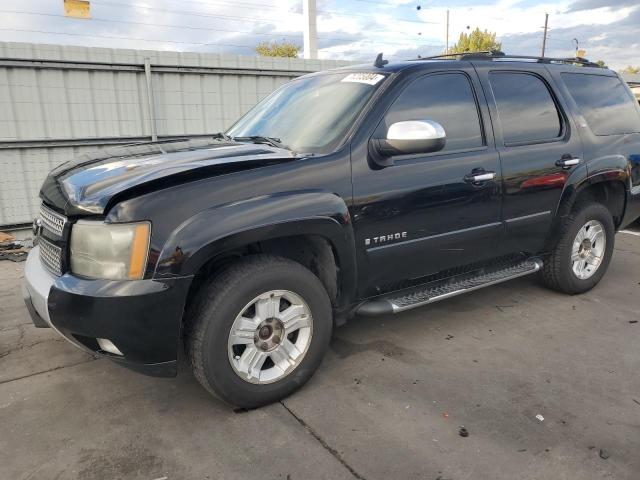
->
381, 72, 484, 152
562, 73, 640, 136
490, 72, 562, 145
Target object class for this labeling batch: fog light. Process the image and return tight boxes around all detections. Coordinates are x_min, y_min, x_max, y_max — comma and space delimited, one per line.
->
97, 338, 123, 356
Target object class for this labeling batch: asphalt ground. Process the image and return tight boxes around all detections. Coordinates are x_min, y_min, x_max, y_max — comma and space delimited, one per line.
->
1, 227, 639, 480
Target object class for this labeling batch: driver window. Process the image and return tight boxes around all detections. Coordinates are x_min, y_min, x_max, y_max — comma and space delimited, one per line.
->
380, 73, 484, 152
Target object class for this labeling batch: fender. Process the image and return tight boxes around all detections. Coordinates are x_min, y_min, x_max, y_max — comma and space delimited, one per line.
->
555, 154, 630, 219
154, 190, 357, 303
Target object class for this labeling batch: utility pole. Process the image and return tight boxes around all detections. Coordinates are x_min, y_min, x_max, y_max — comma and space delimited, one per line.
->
303, 0, 318, 59
445, 10, 449, 54
541, 13, 549, 57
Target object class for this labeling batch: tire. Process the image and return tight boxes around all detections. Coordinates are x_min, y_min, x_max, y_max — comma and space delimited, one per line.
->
542, 202, 615, 294
185, 254, 332, 408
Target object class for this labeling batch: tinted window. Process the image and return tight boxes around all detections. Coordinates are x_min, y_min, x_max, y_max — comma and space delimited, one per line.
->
490, 72, 562, 144
381, 73, 484, 152
562, 73, 640, 136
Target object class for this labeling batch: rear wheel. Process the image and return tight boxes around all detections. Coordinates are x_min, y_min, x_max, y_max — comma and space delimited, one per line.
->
542, 202, 615, 294
186, 255, 332, 408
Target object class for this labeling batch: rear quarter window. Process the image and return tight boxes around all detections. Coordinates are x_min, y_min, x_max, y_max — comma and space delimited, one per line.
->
561, 73, 640, 136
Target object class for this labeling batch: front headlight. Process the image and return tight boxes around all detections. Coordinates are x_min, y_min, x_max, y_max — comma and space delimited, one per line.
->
70, 221, 151, 280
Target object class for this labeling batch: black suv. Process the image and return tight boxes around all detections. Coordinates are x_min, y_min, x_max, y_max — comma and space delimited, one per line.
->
23, 53, 640, 407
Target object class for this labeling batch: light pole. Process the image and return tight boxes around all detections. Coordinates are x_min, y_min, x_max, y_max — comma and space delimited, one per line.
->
445, 10, 450, 54
303, 0, 318, 59
541, 13, 549, 57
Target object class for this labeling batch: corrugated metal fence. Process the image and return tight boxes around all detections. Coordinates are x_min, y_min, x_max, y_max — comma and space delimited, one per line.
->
0, 42, 352, 228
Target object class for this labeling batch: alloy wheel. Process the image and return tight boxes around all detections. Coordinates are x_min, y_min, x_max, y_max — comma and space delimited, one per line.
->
227, 290, 313, 384
571, 219, 606, 280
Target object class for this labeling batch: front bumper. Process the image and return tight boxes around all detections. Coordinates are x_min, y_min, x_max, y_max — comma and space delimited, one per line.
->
22, 246, 192, 377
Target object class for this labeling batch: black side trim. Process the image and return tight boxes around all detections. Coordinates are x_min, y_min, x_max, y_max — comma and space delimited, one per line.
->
504, 211, 551, 224
367, 222, 502, 252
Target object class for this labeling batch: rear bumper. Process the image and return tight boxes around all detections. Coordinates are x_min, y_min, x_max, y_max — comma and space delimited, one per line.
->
22, 246, 192, 377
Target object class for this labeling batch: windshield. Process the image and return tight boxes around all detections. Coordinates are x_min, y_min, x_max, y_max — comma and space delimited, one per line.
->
227, 72, 387, 154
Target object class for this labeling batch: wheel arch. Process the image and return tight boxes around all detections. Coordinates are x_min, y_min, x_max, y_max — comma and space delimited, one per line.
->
545, 168, 628, 251
155, 191, 357, 309
556, 169, 628, 227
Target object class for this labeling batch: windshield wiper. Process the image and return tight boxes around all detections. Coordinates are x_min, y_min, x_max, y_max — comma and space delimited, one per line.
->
211, 132, 234, 142
232, 135, 288, 150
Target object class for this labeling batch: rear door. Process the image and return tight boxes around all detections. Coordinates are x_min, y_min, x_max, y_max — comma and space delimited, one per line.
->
553, 70, 640, 181
473, 63, 584, 255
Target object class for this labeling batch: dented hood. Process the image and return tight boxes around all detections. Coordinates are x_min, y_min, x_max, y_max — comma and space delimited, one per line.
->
40, 138, 296, 216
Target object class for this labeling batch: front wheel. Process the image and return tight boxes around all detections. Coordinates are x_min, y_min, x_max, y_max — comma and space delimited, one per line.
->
185, 255, 332, 408
542, 202, 615, 294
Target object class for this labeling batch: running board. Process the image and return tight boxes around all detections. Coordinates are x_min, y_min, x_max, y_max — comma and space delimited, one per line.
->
357, 258, 543, 316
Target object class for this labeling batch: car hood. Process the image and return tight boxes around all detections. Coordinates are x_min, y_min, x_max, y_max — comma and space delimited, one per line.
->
40, 137, 296, 216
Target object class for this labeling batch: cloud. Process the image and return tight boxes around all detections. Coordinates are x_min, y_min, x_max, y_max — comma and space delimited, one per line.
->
566, 0, 639, 12
0, 0, 637, 70
501, 6, 640, 67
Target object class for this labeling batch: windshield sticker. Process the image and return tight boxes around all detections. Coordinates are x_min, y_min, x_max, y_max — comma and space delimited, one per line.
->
341, 73, 385, 85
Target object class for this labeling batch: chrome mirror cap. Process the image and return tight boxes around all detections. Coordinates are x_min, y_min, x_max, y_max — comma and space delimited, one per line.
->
387, 120, 446, 141
370, 120, 447, 163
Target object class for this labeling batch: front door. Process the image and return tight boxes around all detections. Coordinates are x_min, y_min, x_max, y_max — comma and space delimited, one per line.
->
473, 63, 584, 255
351, 67, 502, 297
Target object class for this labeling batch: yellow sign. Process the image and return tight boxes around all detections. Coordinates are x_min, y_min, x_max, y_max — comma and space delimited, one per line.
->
64, 0, 90, 19
576, 49, 586, 58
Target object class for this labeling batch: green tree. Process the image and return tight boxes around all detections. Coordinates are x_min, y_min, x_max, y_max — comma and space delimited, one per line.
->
449, 28, 502, 54
596, 59, 607, 68
621, 65, 640, 74
255, 41, 300, 58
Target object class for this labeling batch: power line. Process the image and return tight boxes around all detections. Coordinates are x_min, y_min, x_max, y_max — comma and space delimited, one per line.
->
160, 0, 441, 24
353, 0, 405, 5
0, 27, 257, 49
2, 10, 307, 39
90, 0, 441, 28
0, 26, 444, 52
0, 10, 302, 39
317, 8, 441, 25
1, 10, 444, 48
90, 0, 297, 24
174, 0, 285, 10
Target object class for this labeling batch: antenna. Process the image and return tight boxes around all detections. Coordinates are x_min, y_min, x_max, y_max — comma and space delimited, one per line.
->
374, 53, 388, 68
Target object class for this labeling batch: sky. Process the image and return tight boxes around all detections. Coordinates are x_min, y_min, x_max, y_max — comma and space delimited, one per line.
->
0, 0, 638, 70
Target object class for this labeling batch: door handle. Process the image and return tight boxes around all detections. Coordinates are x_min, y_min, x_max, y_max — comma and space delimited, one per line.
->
556, 156, 581, 168
464, 171, 496, 183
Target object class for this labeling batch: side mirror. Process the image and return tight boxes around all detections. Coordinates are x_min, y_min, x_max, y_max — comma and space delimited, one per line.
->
369, 120, 446, 166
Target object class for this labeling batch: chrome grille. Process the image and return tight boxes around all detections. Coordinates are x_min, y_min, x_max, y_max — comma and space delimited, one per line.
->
40, 204, 67, 237
39, 238, 63, 276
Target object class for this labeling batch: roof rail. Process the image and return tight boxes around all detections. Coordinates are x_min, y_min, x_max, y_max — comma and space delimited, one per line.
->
417, 50, 499, 60
414, 50, 604, 68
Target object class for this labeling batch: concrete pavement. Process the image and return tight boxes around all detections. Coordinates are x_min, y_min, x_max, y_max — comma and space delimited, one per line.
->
1, 230, 639, 479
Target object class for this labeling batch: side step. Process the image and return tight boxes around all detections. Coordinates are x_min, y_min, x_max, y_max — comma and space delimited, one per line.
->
357, 258, 543, 316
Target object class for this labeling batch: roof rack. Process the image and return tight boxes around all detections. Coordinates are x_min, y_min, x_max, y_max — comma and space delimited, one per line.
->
414, 50, 604, 68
